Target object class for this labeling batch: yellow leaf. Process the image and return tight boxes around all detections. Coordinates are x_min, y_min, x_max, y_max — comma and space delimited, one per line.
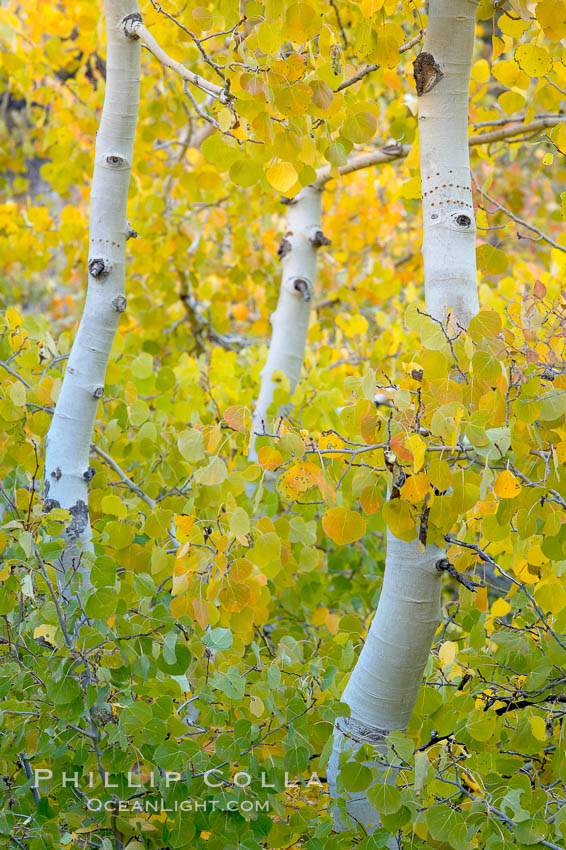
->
360, 0, 384, 16
536, 0, 566, 41
174, 514, 195, 535
101, 494, 128, 519
529, 715, 547, 742
257, 446, 284, 471
475, 586, 488, 612
34, 624, 56, 644
401, 472, 430, 503
250, 695, 265, 717
217, 107, 232, 133
494, 470, 521, 500
491, 598, 510, 617
282, 461, 321, 493
514, 44, 552, 77
406, 434, 426, 473
381, 499, 417, 542
322, 507, 366, 545
438, 640, 457, 666
266, 162, 298, 194
5, 307, 22, 329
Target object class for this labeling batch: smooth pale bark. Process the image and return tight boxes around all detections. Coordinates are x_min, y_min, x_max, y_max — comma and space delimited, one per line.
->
327, 0, 479, 834
44, 1, 141, 587
249, 186, 329, 462
418, 0, 480, 326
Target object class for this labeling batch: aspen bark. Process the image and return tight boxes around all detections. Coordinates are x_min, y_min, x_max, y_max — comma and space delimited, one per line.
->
327, 0, 479, 833
44, 1, 141, 587
249, 186, 329, 462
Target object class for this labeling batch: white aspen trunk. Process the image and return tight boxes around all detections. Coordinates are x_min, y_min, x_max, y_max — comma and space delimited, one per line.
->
44, 1, 141, 588
418, 0, 480, 326
249, 186, 329, 462
327, 0, 479, 834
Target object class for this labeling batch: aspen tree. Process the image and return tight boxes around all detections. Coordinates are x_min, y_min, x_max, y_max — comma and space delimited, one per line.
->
327, 0, 480, 832
44, 1, 142, 587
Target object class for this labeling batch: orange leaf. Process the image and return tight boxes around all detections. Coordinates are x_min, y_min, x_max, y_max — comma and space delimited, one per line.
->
322, 507, 366, 545
224, 405, 251, 432
390, 433, 413, 463
192, 598, 209, 629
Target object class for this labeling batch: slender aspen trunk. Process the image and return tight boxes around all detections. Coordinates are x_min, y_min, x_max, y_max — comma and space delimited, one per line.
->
44, 1, 141, 587
327, 0, 479, 833
249, 186, 329, 461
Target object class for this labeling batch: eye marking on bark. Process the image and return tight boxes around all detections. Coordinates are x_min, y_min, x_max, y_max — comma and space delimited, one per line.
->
92, 387, 104, 399
413, 51, 444, 96
51, 467, 62, 480
111, 295, 127, 313
455, 214, 472, 227
293, 278, 311, 302
83, 467, 96, 483
88, 257, 111, 278
105, 154, 126, 168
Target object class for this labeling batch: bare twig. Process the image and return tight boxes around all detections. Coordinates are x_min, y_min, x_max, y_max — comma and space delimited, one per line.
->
128, 20, 225, 98
336, 28, 425, 92
90, 445, 156, 509
472, 173, 566, 254
445, 535, 566, 653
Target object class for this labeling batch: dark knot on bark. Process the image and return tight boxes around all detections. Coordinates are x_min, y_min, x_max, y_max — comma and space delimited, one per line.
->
122, 13, 142, 39
293, 278, 311, 302
435, 558, 482, 591
88, 257, 111, 279
311, 230, 331, 248
111, 295, 127, 313
277, 236, 292, 260
413, 52, 443, 96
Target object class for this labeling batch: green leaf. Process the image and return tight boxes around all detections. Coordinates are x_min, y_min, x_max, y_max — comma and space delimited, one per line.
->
178, 428, 205, 462
340, 760, 373, 792
366, 780, 401, 815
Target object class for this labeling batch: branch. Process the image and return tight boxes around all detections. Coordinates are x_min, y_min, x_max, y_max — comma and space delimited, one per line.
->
19, 753, 40, 807
0, 360, 31, 389
90, 445, 156, 509
468, 115, 563, 145
314, 118, 566, 189
445, 535, 566, 653
128, 20, 225, 98
336, 28, 425, 92
149, 0, 227, 80
313, 145, 410, 188
473, 174, 566, 254
435, 557, 483, 591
